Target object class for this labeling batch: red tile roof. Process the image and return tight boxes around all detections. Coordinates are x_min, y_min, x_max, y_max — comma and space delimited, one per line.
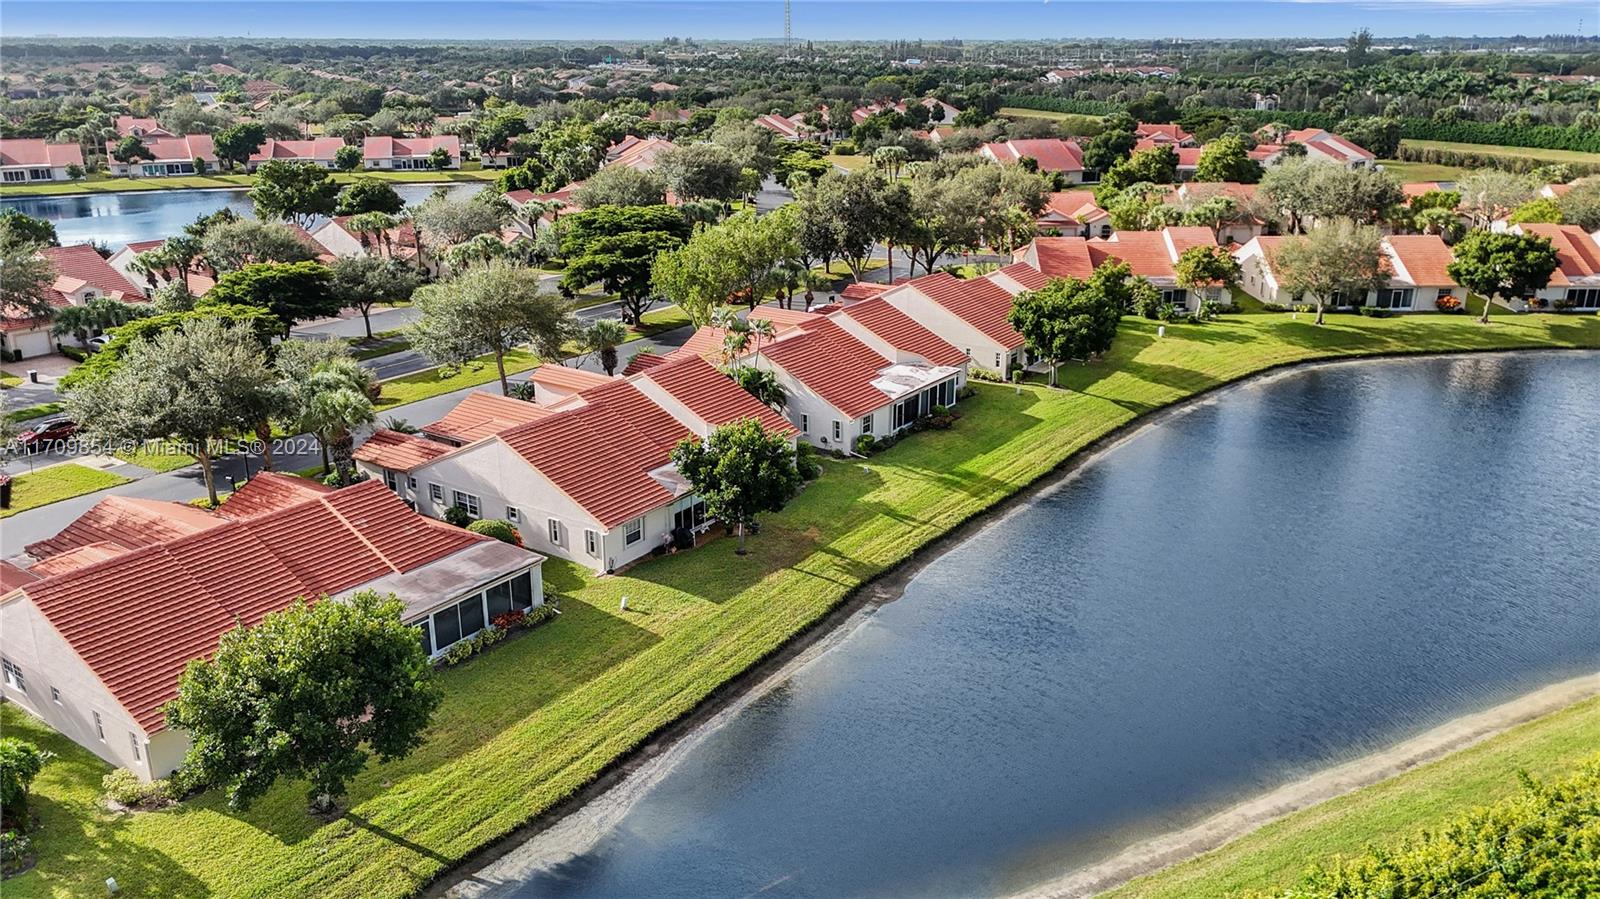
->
839, 282, 890, 302
114, 116, 172, 137
1516, 223, 1600, 285
250, 138, 344, 162
530, 364, 615, 395
0, 138, 84, 169
1382, 235, 1458, 287
362, 135, 460, 160
111, 134, 216, 164
41, 244, 142, 298
1027, 237, 1098, 280
993, 261, 1051, 292
424, 392, 553, 444
25, 495, 223, 561
27, 542, 131, 578
21, 480, 489, 731
982, 138, 1084, 173
622, 351, 671, 375
894, 271, 1025, 350
217, 471, 335, 520
1040, 190, 1107, 224
834, 297, 967, 366
1135, 123, 1192, 144
1088, 228, 1218, 280
0, 560, 39, 592
761, 318, 896, 418
639, 354, 796, 435
353, 428, 454, 472
676, 308, 820, 362
1286, 128, 1375, 163
1402, 181, 1452, 199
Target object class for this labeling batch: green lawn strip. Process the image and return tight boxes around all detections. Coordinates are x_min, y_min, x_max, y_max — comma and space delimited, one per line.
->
1105, 696, 1600, 899
627, 304, 692, 340
0, 369, 22, 389
1464, 293, 1517, 317
3, 401, 65, 423
1398, 139, 1600, 166
374, 348, 540, 410
0, 463, 130, 518
0, 169, 499, 198
825, 154, 869, 171
113, 442, 196, 473
4, 312, 1598, 899
1376, 159, 1472, 182
351, 339, 413, 361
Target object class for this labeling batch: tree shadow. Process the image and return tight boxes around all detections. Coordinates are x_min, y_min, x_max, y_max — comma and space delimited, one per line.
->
20, 790, 211, 897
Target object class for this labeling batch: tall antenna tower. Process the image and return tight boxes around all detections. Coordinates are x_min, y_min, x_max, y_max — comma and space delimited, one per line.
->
784, 0, 792, 56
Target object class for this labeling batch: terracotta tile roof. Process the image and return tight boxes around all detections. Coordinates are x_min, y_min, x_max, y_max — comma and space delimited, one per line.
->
607, 137, 675, 171
1133, 139, 1202, 166
1135, 123, 1192, 144
362, 135, 460, 160
893, 271, 1025, 349
217, 471, 335, 520
41, 245, 142, 298
834, 297, 967, 367
111, 134, 216, 164
529, 364, 615, 394
353, 428, 454, 472
250, 138, 344, 162
1382, 235, 1457, 287
993, 261, 1050, 292
0, 138, 84, 168
1088, 228, 1218, 280
499, 382, 688, 528
1402, 181, 1452, 199
25, 495, 224, 561
1027, 237, 1098, 280
1182, 182, 1259, 204
424, 392, 553, 444
114, 116, 172, 137
761, 318, 895, 418
1286, 128, 1375, 163
982, 138, 1084, 173
0, 561, 39, 593
1040, 190, 1107, 224
676, 308, 820, 362
639, 354, 796, 435
839, 282, 890, 301
28, 542, 131, 578
1515, 223, 1600, 285
21, 480, 489, 731
622, 351, 671, 375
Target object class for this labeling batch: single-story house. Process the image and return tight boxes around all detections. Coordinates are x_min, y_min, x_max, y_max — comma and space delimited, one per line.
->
2, 244, 145, 358
605, 136, 676, 171
355, 354, 795, 573
881, 271, 1029, 375
1234, 232, 1464, 311
0, 478, 544, 781
309, 215, 431, 272
0, 138, 83, 183
980, 139, 1087, 182
105, 134, 218, 177
1135, 123, 1195, 146
1012, 228, 1230, 311
113, 116, 175, 139
1261, 128, 1376, 169
754, 113, 809, 141
1134, 138, 1203, 180
504, 184, 584, 235
363, 135, 461, 171
1037, 190, 1113, 238
107, 239, 218, 298
247, 138, 346, 171
1505, 223, 1600, 312
1171, 182, 1271, 245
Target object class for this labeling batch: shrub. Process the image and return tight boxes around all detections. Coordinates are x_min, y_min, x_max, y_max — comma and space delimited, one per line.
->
1157, 303, 1185, 322
1434, 295, 1463, 313
491, 610, 526, 630
853, 434, 877, 455
59, 345, 88, 362
102, 768, 174, 809
1357, 305, 1394, 318
1, 830, 32, 871
832, 140, 858, 156
968, 366, 1004, 382
794, 442, 823, 480
466, 518, 521, 545
0, 738, 52, 823
443, 505, 474, 527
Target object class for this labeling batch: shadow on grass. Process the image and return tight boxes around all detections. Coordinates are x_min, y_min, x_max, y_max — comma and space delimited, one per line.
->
25, 794, 212, 898
343, 812, 452, 864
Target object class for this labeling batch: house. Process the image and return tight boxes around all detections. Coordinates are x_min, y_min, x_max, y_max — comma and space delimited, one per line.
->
505, 184, 584, 235
604, 136, 676, 171
1134, 123, 1195, 146
1505, 224, 1600, 312
105, 134, 218, 177
651, 81, 679, 94
363, 135, 461, 171
671, 306, 821, 363
979, 139, 1086, 182
1134, 138, 1203, 180
1, 244, 144, 358
0, 138, 83, 183
1036, 190, 1113, 238
881, 271, 1028, 375
0, 479, 544, 781
1271, 128, 1376, 169
248, 138, 346, 171
1234, 233, 1465, 311
1011, 228, 1230, 311
1401, 181, 1455, 200
852, 97, 962, 126
309, 215, 430, 271
356, 354, 795, 573
753, 311, 966, 452
1171, 182, 1271, 245
1252, 92, 1280, 111
754, 112, 809, 141
113, 116, 174, 138
107, 239, 218, 298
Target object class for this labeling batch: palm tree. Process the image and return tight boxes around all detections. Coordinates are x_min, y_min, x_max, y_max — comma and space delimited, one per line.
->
128, 247, 173, 292
346, 212, 398, 258
872, 145, 910, 181
745, 316, 776, 366
297, 360, 376, 482
584, 318, 629, 376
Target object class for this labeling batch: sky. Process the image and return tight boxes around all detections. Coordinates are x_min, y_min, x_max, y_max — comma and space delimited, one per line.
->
1, 0, 1595, 42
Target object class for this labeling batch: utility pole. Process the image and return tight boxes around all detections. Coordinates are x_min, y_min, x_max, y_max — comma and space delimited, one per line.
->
784, 0, 792, 57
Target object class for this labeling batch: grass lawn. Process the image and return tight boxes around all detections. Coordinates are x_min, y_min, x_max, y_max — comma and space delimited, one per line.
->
1398, 139, 1600, 167
0, 463, 130, 519
374, 348, 540, 410
113, 442, 196, 473
1106, 697, 1600, 899
351, 338, 412, 361
810, 258, 888, 279
997, 107, 1104, 134
1376, 159, 1472, 182
628, 304, 692, 340
826, 154, 870, 171
0, 369, 22, 389
4, 312, 1598, 899
0, 168, 499, 198
4, 401, 65, 423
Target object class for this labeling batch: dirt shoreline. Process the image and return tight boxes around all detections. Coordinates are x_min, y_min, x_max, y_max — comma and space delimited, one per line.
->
423, 346, 1600, 898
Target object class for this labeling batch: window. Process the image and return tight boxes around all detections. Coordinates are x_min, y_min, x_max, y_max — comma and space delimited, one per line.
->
548, 518, 561, 545
432, 604, 462, 648
51, 686, 62, 705
585, 529, 599, 556
963, 347, 971, 358
832, 420, 843, 442
417, 622, 433, 657
407, 476, 417, 489
511, 571, 534, 609
130, 733, 141, 762
994, 352, 1003, 369
1376, 288, 1414, 310
860, 414, 873, 435
2, 658, 24, 692
1566, 288, 1600, 310
93, 711, 105, 741
1160, 288, 1188, 307
800, 413, 809, 434
506, 506, 519, 522
451, 490, 480, 518
486, 580, 514, 619
383, 470, 398, 491
624, 518, 644, 546
2, 171, 27, 183
457, 594, 485, 638
29, 168, 51, 181
429, 483, 444, 503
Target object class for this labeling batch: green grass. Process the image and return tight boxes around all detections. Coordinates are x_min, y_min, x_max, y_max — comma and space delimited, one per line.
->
997, 106, 1104, 134
810, 258, 888, 278
373, 348, 540, 410
4, 312, 1598, 899
0, 168, 500, 198
826, 153, 869, 171
3, 401, 65, 423
1398, 139, 1600, 167
351, 338, 412, 361
1105, 696, 1600, 899
1465, 292, 1517, 317
0, 369, 22, 389
1376, 159, 1472, 183
627, 304, 693, 340
0, 463, 130, 518
113, 442, 196, 473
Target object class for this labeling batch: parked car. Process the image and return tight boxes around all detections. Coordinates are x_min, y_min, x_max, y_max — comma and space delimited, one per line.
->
88, 335, 113, 349
15, 418, 77, 453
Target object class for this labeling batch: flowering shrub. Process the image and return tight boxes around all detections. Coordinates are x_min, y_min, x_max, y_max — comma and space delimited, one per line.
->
1434, 295, 1463, 313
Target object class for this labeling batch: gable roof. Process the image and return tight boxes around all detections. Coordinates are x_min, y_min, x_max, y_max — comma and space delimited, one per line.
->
639, 354, 796, 435
676, 307, 821, 361
1382, 235, 1457, 287
0, 138, 84, 169
1026, 237, 1098, 280
250, 138, 344, 162
529, 364, 615, 395
424, 392, 553, 444
20, 480, 489, 731
834, 297, 967, 367
1040, 190, 1108, 224
41, 244, 142, 299
114, 134, 216, 164
1515, 223, 1600, 285
1088, 227, 1218, 280
216, 472, 336, 521
760, 318, 899, 418
24, 495, 222, 561
353, 428, 455, 472
893, 271, 1025, 350
607, 136, 676, 171
1135, 122, 1192, 144
982, 138, 1084, 173
363, 134, 460, 160
1286, 128, 1375, 163
991, 261, 1051, 292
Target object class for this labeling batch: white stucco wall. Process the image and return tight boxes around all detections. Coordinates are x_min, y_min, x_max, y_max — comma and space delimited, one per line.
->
881, 288, 1016, 373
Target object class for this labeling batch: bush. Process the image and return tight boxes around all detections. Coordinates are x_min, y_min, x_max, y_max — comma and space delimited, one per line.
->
0, 738, 53, 824
794, 442, 823, 480
58, 345, 88, 362
1157, 303, 1185, 322
1, 829, 31, 871
853, 434, 876, 455
321, 469, 368, 488
1435, 295, 1464, 313
968, 366, 1004, 382
466, 518, 521, 545
443, 505, 474, 527
102, 768, 174, 809
832, 140, 857, 156
1357, 305, 1394, 318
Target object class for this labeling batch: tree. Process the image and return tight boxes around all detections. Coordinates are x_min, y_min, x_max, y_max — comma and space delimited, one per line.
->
331, 255, 421, 339
406, 265, 576, 394
1455, 170, 1537, 229
1557, 176, 1600, 231
571, 165, 667, 208
249, 160, 340, 229
65, 318, 278, 504
427, 147, 451, 171
1333, 116, 1402, 158
328, 144, 359, 172
1193, 135, 1263, 184
1272, 220, 1389, 325
50, 297, 152, 346
731, 365, 786, 410
0, 738, 53, 824
297, 359, 375, 482
1126, 91, 1179, 124
560, 206, 689, 323
1007, 268, 1125, 385
1, 240, 58, 328
652, 234, 740, 327
670, 418, 801, 554
412, 192, 507, 250
657, 142, 744, 202
1174, 245, 1241, 301
1447, 230, 1561, 323
166, 591, 441, 812
1083, 113, 1138, 175
815, 169, 909, 282
1100, 145, 1179, 193
583, 318, 629, 375
336, 179, 405, 216
201, 219, 316, 273
1507, 197, 1564, 225
205, 261, 340, 337
0, 210, 58, 248
213, 122, 267, 171
872, 144, 910, 181
112, 135, 150, 163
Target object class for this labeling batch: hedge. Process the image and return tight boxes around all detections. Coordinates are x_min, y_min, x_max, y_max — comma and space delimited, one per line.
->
1393, 143, 1600, 177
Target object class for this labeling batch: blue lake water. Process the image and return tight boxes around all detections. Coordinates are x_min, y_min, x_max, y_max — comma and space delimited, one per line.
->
501, 352, 1600, 898
0, 183, 482, 248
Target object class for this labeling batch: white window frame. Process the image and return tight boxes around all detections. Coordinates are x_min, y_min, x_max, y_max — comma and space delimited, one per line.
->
1, 657, 24, 691
51, 686, 62, 705
130, 732, 142, 761
548, 517, 562, 545
800, 413, 809, 434
93, 711, 106, 741
506, 506, 519, 523
451, 490, 481, 518
624, 517, 644, 546
860, 414, 872, 435
429, 483, 444, 502
585, 529, 599, 556
832, 420, 843, 442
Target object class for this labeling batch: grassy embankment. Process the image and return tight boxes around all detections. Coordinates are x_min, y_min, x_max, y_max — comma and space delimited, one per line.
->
4, 310, 1598, 899
0, 463, 130, 519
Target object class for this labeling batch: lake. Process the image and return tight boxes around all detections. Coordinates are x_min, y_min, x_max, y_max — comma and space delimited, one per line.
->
0, 182, 483, 247
488, 351, 1600, 899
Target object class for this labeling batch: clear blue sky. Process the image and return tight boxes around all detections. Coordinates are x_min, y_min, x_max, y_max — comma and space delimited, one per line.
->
3, 1, 1595, 41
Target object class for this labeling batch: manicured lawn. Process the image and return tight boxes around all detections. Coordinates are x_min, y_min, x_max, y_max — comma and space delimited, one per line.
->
4, 401, 65, 423
4, 312, 1598, 899
997, 107, 1104, 134
351, 338, 412, 361
373, 349, 540, 410
810, 258, 888, 278
826, 153, 869, 171
1105, 697, 1600, 899
1376, 159, 1472, 182
628, 304, 692, 340
114, 442, 197, 473
0, 168, 500, 198
1398, 139, 1600, 167
0, 369, 22, 389
0, 463, 130, 519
